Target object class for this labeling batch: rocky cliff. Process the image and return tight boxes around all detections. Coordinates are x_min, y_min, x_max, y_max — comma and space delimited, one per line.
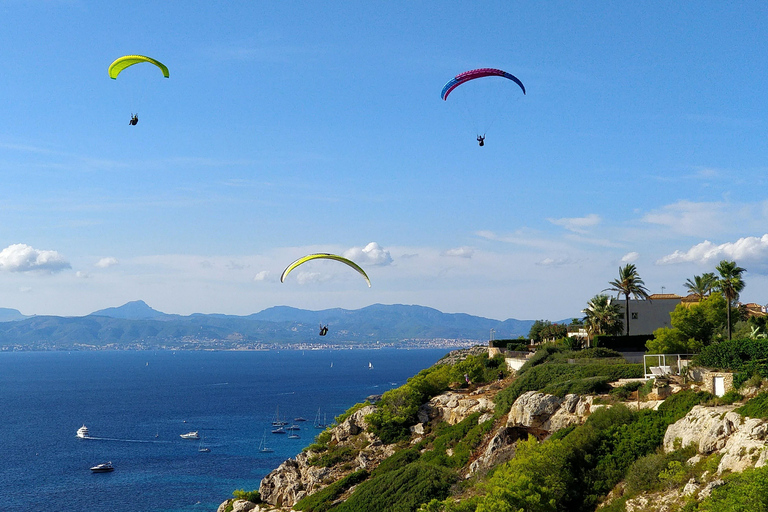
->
218, 372, 768, 512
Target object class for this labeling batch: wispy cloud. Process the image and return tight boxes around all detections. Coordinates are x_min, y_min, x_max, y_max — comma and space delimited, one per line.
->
641, 200, 727, 237
253, 270, 270, 281
621, 252, 639, 263
548, 213, 601, 234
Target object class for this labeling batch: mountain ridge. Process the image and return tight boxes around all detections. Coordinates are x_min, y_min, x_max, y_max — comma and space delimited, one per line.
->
0, 301, 575, 350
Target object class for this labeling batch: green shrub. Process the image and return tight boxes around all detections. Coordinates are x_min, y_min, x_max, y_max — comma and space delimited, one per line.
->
698, 465, 768, 511
232, 489, 260, 503
293, 470, 369, 512
332, 462, 457, 512
308, 445, 357, 467
373, 448, 422, 477
737, 391, 768, 419
693, 338, 768, 375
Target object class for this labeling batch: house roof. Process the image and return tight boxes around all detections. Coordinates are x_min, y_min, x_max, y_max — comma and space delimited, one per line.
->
648, 294, 683, 300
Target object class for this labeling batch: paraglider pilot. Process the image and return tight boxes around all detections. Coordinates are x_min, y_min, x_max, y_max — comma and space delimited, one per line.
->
129, 113, 139, 126
319, 325, 329, 336
477, 134, 485, 146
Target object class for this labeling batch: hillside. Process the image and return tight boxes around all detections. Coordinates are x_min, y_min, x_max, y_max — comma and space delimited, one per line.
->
0, 302, 545, 350
219, 344, 768, 512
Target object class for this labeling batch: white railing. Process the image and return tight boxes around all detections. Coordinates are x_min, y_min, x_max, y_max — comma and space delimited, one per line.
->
643, 353, 695, 380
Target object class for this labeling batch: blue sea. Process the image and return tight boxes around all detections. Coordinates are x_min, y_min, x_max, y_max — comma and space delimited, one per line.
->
0, 348, 452, 511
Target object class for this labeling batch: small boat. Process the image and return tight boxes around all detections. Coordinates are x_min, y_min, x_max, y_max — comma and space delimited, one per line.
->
271, 427, 286, 434
180, 431, 200, 440
294, 417, 307, 422
259, 430, 274, 453
286, 424, 301, 431
90, 462, 114, 472
76, 425, 90, 439
288, 432, 300, 439
198, 437, 210, 453
368, 362, 373, 370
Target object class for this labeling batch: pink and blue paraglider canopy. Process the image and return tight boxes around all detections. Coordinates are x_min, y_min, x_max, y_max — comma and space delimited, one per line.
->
440, 68, 526, 100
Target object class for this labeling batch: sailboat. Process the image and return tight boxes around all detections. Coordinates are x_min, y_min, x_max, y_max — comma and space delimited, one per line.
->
259, 430, 274, 453
314, 408, 328, 429
271, 406, 288, 427
368, 362, 373, 370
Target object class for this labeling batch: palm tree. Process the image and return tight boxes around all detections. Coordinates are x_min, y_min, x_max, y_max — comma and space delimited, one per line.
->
604, 264, 651, 336
684, 272, 716, 300
715, 260, 746, 340
582, 294, 623, 345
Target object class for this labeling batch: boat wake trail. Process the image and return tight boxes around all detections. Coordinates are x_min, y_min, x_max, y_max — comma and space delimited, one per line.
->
84, 436, 172, 444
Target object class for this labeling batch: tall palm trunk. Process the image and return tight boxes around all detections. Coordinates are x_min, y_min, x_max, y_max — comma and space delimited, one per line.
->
625, 294, 630, 336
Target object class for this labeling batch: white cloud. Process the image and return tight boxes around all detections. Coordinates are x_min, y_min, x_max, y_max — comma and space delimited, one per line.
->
621, 252, 639, 263
343, 242, 393, 266
657, 234, 768, 269
95, 257, 119, 268
253, 270, 270, 281
76, 271, 91, 279
442, 247, 474, 258
548, 214, 601, 234
0, 244, 70, 273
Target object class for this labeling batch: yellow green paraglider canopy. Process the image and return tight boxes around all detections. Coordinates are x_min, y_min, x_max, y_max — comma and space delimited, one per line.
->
108, 55, 169, 79
281, 253, 371, 287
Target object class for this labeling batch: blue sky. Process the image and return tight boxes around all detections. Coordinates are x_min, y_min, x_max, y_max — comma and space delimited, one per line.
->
1, 1, 767, 320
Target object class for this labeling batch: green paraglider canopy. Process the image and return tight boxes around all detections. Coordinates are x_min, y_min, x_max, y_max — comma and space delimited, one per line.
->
108, 55, 169, 79
281, 253, 371, 287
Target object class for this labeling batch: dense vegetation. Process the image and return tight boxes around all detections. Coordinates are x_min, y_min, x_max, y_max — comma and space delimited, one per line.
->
367, 353, 507, 443
493, 346, 642, 415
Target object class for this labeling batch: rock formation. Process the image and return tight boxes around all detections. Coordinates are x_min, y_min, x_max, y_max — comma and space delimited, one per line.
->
258, 405, 396, 508
506, 391, 594, 436
664, 404, 768, 473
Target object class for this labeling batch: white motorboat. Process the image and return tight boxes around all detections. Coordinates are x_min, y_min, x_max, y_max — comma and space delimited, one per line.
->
90, 462, 114, 472
76, 425, 90, 438
180, 431, 200, 439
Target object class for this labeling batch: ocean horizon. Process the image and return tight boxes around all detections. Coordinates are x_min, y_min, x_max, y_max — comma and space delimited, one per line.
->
0, 348, 455, 511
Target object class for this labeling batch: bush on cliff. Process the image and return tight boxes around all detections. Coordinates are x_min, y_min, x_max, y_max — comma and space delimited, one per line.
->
493, 363, 643, 416
293, 470, 369, 512
736, 391, 768, 419
331, 462, 457, 512
368, 354, 507, 444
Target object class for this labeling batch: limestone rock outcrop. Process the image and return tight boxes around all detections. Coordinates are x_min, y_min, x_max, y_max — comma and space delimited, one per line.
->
467, 426, 522, 476
663, 404, 768, 473
506, 391, 594, 436
417, 391, 495, 426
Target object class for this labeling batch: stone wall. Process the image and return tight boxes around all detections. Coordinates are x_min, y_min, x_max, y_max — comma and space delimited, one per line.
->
697, 370, 734, 397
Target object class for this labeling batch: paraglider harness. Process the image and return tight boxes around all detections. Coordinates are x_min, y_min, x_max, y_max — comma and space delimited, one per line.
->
319, 325, 329, 336
477, 134, 485, 146
129, 113, 139, 126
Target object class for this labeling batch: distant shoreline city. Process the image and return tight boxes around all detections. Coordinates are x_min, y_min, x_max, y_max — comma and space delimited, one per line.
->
0, 338, 481, 352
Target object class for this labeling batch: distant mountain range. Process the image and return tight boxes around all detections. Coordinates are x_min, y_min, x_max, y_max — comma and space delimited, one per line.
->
0, 301, 557, 351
